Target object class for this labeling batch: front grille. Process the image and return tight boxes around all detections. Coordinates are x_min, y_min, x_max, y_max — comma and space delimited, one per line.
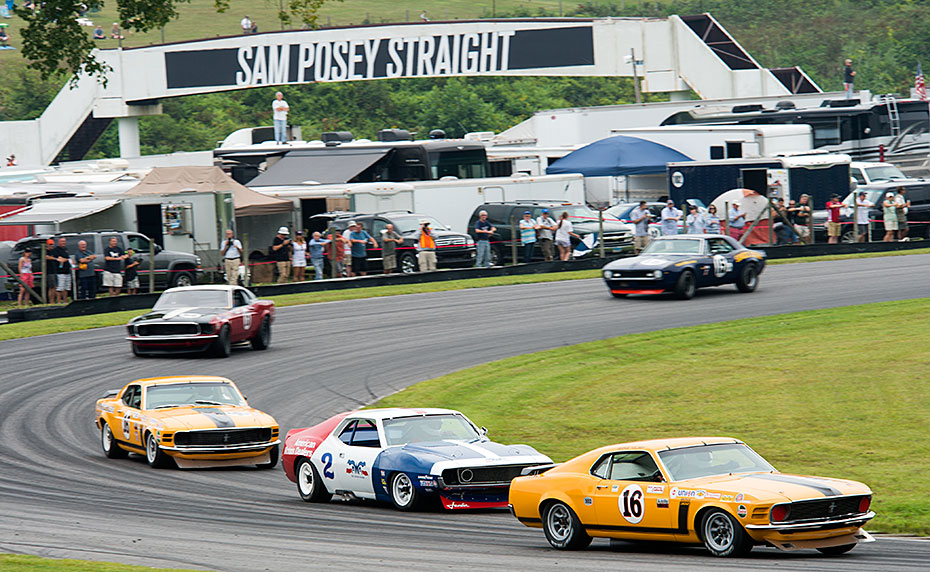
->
436, 236, 467, 247
441, 465, 535, 486
173, 427, 272, 446
609, 270, 656, 278
137, 323, 200, 336
602, 231, 634, 245
783, 496, 867, 522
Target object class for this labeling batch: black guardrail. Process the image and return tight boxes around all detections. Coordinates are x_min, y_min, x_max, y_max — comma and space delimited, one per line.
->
5, 240, 926, 324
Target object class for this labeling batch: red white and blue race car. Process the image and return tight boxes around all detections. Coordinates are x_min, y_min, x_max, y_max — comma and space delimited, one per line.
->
282, 408, 552, 511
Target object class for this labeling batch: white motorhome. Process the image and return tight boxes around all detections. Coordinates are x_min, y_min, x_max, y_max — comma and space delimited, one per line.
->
609, 125, 813, 161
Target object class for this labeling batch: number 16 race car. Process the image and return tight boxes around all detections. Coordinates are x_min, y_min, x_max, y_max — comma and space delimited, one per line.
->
282, 408, 552, 511
509, 437, 874, 557
602, 235, 766, 300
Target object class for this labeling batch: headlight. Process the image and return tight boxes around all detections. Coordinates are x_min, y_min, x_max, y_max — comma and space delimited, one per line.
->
466, 237, 475, 247
602, 270, 612, 279
653, 270, 662, 278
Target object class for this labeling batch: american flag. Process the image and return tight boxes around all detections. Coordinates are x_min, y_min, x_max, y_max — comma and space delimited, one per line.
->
916, 62, 928, 101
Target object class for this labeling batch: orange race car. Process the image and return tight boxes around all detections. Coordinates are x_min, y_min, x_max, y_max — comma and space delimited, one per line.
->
509, 437, 874, 557
94, 376, 280, 469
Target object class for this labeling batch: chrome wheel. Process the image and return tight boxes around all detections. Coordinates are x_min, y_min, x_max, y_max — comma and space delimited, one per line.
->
704, 512, 734, 552
546, 503, 573, 543
391, 472, 415, 508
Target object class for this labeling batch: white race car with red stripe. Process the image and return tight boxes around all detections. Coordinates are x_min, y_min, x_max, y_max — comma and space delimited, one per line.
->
282, 408, 551, 511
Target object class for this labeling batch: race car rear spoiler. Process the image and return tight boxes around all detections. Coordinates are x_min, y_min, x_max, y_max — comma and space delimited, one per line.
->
521, 463, 560, 476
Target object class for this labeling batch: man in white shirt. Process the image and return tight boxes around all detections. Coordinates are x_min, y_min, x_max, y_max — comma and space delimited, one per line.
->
240, 15, 252, 34
535, 209, 557, 261
222, 229, 243, 285
854, 191, 874, 242
272, 91, 289, 144
630, 201, 651, 253
660, 200, 681, 236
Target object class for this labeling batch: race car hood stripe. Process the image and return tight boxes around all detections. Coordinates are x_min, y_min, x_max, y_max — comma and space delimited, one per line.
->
744, 473, 843, 497
197, 407, 236, 428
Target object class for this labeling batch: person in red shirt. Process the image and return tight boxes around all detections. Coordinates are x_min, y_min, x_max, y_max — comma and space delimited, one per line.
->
826, 194, 843, 244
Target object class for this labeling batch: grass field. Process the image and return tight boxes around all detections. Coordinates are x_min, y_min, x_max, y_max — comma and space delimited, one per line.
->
0, 554, 196, 571
377, 298, 930, 534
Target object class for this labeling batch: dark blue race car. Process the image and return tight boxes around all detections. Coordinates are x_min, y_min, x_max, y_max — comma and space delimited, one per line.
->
601, 235, 766, 300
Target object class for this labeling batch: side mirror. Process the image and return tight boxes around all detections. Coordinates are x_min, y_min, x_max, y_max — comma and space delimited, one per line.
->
480, 426, 489, 437
101, 389, 119, 399
154, 244, 163, 253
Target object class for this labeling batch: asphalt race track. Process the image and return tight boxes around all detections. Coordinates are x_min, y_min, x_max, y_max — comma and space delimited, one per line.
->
1, 255, 928, 571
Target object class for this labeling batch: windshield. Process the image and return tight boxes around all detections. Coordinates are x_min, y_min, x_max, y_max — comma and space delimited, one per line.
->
154, 289, 229, 310
382, 414, 481, 446
641, 238, 703, 255
145, 381, 245, 409
864, 165, 906, 182
659, 443, 776, 481
605, 204, 636, 219
391, 215, 449, 233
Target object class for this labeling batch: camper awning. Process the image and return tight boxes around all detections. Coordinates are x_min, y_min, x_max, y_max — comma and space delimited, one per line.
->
546, 135, 693, 177
125, 166, 293, 217
0, 198, 120, 226
248, 148, 391, 187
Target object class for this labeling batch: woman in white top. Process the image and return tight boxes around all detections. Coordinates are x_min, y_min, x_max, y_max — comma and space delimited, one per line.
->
291, 231, 308, 281
555, 211, 581, 261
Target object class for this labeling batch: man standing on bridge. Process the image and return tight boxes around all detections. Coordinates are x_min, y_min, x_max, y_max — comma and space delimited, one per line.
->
272, 92, 290, 145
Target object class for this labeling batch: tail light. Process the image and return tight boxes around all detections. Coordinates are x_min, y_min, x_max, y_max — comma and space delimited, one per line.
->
858, 496, 871, 513
770, 504, 790, 522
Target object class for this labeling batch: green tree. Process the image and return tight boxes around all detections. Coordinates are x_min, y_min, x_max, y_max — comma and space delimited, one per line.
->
14, 0, 341, 83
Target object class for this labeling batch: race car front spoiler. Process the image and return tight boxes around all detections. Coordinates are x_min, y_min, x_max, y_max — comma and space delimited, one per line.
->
161, 439, 280, 453
764, 529, 874, 551
745, 511, 875, 532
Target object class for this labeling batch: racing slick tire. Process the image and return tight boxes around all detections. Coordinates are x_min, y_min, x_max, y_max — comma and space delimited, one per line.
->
295, 458, 330, 502
145, 432, 175, 469
250, 316, 271, 350
816, 543, 857, 555
101, 422, 128, 459
543, 501, 592, 550
674, 270, 696, 300
211, 325, 232, 358
735, 263, 759, 293
700, 509, 753, 557
389, 472, 422, 511
256, 444, 279, 469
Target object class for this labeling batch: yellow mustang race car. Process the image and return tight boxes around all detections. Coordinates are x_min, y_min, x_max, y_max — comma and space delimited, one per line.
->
509, 437, 874, 557
94, 376, 280, 469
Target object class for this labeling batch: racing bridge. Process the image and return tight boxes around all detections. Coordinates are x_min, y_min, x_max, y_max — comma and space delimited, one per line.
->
0, 14, 820, 166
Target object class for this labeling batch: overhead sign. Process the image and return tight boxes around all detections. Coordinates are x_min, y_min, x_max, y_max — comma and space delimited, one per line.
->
165, 26, 594, 89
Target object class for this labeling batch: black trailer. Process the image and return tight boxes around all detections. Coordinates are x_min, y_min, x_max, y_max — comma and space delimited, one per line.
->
667, 155, 851, 208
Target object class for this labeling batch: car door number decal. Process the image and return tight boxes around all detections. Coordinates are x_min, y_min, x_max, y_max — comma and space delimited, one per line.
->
618, 484, 645, 524
122, 412, 133, 441
321, 452, 334, 479
712, 254, 732, 278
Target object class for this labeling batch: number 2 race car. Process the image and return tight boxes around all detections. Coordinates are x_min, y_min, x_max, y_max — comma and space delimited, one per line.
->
602, 235, 766, 300
509, 437, 874, 557
283, 408, 552, 511
126, 285, 274, 357
95, 376, 280, 469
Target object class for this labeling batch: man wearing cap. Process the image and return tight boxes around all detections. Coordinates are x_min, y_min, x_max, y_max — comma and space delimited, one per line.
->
882, 191, 898, 242
51, 237, 74, 303
788, 194, 811, 244
414, 219, 438, 272
630, 201, 652, 253
518, 211, 538, 263
535, 209, 557, 262
271, 226, 292, 283
660, 200, 682, 236
826, 194, 844, 244
855, 192, 874, 242
348, 221, 378, 276
728, 201, 746, 241
222, 229, 243, 285
473, 210, 495, 268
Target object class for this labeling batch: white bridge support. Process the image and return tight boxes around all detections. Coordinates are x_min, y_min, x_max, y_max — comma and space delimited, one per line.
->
0, 15, 818, 166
